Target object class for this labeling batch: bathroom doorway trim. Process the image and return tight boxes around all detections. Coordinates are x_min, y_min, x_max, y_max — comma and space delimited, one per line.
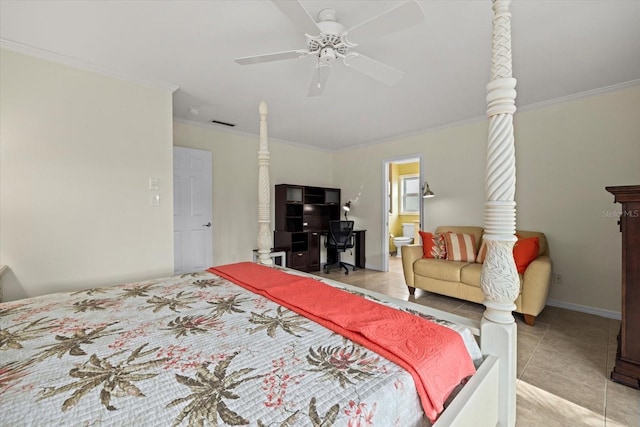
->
381, 154, 424, 273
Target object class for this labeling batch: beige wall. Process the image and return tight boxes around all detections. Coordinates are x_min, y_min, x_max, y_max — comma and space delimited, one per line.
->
513, 86, 640, 314
2, 47, 638, 317
332, 85, 640, 316
0, 49, 175, 301
173, 121, 333, 266
333, 120, 487, 271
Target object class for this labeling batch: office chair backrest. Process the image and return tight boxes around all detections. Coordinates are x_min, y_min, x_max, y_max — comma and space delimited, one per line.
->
328, 220, 355, 250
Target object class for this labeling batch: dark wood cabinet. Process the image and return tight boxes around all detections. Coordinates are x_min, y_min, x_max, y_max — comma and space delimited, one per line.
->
289, 249, 309, 269
308, 232, 320, 270
606, 185, 640, 389
274, 184, 341, 272
354, 230, 366, 269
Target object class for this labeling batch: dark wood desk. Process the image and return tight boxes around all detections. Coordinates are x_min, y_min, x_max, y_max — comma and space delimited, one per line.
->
323, 229, 366, 270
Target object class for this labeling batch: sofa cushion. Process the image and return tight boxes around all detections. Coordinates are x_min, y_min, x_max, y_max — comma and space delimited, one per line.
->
460, 262, 524, 290
414, 258, 471, 282
444, 232, 477, 262
418, 231, 447, 259
460, 263, 483, 288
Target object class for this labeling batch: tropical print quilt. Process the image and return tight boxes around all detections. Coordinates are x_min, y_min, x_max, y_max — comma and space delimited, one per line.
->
0, 264, 480, 426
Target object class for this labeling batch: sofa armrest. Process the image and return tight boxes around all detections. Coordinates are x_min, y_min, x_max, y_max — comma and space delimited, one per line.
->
521, 256, 553, 316
401, 244, 424, 287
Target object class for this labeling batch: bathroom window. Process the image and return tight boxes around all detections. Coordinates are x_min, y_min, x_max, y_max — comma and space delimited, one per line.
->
400, 174, 420, 214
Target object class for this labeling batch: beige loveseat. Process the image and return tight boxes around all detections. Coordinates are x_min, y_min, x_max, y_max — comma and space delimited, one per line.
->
401, 226, 552, 326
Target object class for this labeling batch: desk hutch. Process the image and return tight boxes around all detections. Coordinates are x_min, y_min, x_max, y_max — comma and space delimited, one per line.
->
274, 184, 341, 272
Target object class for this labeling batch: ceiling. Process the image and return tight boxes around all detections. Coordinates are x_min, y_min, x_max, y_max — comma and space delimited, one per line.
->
1, 1, 639, 151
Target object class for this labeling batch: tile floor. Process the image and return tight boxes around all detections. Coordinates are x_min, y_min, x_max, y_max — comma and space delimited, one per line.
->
315, 256, 640, 426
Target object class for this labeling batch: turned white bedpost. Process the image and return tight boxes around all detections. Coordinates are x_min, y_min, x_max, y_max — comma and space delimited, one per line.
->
480, 0, 518, 426
256, 101, 273, 265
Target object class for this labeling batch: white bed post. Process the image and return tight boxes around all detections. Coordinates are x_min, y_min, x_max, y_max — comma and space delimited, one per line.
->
256, 101, 273, 265
480, 0, 518, 426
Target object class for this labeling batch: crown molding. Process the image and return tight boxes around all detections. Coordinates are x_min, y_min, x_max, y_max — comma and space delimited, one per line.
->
0, 38, 179, 93
173, 117, 330, 153
336, 79, 640, 153
517, 79, 640, 113
173, 117, 255, 138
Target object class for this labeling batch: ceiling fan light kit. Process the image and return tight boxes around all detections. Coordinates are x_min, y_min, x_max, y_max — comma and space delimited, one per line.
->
234, 0, 425, 96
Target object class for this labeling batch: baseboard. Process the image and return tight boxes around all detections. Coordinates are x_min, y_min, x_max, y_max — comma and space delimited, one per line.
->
547, 299, 621, 321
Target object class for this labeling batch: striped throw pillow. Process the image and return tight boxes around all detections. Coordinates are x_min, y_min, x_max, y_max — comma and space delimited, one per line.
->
444, 232, 477, 262
476, 239, 487, 263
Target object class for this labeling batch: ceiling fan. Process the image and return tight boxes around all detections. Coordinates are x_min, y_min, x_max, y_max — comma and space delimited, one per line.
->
234, 0, 425, 97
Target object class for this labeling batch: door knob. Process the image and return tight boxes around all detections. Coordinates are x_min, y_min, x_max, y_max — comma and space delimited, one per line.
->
202, 222, 212, 227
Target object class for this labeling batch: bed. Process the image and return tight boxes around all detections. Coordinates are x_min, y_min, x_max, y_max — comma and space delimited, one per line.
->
1, 263, 483, 426
1, 0, 519, 425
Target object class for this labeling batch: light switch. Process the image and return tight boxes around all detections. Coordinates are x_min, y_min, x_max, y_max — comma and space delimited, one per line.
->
150, 192, 160, 206
149, 177, 159, 190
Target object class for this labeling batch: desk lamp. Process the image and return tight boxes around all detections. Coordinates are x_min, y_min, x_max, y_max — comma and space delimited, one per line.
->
343, 201, 351, 220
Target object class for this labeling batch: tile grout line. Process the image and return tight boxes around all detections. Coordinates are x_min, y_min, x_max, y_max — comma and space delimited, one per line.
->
518, 324, 548, 380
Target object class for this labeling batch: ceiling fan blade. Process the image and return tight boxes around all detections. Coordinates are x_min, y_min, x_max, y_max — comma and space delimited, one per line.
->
345, 0, 425, 44
272, 0, 320, 35
308, 64, 331, 97
344, 53, 405, 86
235, 49, 308, 65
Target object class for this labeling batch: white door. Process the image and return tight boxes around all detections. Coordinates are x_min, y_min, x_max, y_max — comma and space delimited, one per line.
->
173, 147, 213, 274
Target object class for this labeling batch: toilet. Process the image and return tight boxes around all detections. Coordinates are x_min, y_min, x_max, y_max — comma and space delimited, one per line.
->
393, 223, 415, 257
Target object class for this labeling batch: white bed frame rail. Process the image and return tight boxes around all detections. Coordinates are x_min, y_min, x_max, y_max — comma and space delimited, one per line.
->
255, 1, 518, 426
434, 355, 501, 427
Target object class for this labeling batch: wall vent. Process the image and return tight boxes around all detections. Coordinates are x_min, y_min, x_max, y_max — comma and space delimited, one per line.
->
210, 120, 235, 127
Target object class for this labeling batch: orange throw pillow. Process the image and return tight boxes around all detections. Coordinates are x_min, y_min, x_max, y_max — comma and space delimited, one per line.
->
513, 236, 539, 273
418, 231, 446, 259
418, 231, 434, 258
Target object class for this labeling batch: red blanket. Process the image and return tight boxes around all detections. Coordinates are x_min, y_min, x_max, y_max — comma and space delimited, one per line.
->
208, 262, 476, 422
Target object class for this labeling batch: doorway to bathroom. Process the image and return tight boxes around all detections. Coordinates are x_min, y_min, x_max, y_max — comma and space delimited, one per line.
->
381, 155, 424, 273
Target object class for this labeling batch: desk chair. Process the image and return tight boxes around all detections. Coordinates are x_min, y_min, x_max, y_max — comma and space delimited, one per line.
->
324, 220, 356, 275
